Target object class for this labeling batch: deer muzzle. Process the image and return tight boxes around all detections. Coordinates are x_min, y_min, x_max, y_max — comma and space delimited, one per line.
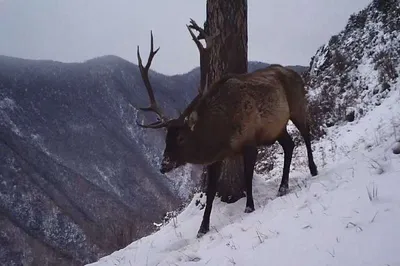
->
160, 156, 176, 174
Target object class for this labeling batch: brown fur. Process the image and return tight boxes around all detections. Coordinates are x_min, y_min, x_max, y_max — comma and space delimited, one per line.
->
178, 64, 308, 165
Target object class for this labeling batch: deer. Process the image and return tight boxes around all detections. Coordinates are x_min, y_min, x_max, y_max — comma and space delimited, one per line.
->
135, 20, 318, 238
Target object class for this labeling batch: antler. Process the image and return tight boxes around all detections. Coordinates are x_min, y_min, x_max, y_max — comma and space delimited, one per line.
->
136, 31, 172, 128
186, 18, 217, 96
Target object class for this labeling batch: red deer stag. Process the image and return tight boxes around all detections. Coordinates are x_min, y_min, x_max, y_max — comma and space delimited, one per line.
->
136, 24, 318, 238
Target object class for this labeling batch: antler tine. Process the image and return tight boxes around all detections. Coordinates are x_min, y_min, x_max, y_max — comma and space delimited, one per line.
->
186, 18, 222, 98
188, 19, 207, 42
146, 31, 160, 69
178, 74, 208, 121
136, 119, 172, 129
186, 20, 208, 97
136, 30, 171, 128
188, 18, 218, 49
186, 25, 205, 53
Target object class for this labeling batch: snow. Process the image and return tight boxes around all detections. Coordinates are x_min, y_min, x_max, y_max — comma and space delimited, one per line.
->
0, 97, 17, 110
0, 96, 23, 137
87, 81, 400, 266
93, 165, 121, 197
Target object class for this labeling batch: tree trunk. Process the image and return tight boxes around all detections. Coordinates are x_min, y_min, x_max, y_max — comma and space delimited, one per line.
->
202, 0, 248, 203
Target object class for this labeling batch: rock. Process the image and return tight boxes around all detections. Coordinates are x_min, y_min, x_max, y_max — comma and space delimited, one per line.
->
345, 109, 355, 122
392, 142, 400, 155
381, 82, 390, 91
326, 121, 335, 127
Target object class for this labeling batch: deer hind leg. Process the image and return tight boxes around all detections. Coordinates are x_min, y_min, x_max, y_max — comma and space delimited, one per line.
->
243, 145, 258, 213
197, 161, 221, 238
277, 129, 295, 196
291, 116, 318, 177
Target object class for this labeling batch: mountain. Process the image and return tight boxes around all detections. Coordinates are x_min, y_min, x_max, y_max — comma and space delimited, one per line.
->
0, 54, 190, 266
86, 1, 400, 265
304, 0, 400, 136
256, 0, 400, 173
0, 53, 306, 266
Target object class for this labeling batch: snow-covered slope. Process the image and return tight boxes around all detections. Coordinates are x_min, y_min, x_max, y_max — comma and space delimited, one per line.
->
304, 0, 400, 136
87, 66, 400, 266
256, 0, 400, 173
87, 0, 400, 264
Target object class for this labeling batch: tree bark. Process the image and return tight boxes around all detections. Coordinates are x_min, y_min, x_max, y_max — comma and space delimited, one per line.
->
202, 0, 248, 203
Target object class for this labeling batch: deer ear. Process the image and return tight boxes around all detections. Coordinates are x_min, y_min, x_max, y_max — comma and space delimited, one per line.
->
186, 111, 198, 131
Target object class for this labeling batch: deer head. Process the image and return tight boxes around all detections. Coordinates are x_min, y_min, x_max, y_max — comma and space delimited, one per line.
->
136, 21, 214, 173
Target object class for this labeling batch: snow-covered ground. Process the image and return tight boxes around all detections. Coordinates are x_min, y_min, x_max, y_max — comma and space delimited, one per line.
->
88, 86, 400, 266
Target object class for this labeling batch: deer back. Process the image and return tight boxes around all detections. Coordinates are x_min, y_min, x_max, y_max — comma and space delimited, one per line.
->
250, 64, 308, 118
188, 68, 291, 156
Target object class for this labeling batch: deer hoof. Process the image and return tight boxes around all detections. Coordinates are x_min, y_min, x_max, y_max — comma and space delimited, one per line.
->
277, 186, 288, 197
197, 226, 209, 238
244, 206, 255, 213
310, 164, 318, 176
311, 169, 318, 176
196, 231, 206, 238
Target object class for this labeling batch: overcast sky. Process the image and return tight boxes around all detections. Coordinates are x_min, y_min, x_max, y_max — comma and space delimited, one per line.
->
0, 0, 371, 75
